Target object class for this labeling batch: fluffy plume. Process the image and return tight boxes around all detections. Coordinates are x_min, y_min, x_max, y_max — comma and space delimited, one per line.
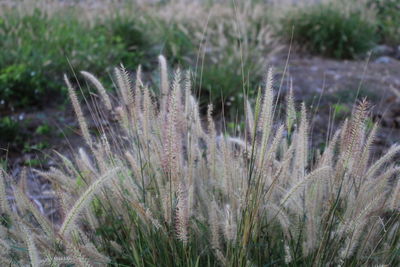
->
0, 170, 9, 214
286, 79, 296, 135
2, 56, 399, 266
23, 227, 40, 267
80, 71, 112, 110
176, 182, 189, 244
59, 168, 120, 236
64, 74, 92, 147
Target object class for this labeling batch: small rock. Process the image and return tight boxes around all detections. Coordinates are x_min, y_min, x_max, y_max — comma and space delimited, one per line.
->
372, 45, 394, 57
374, 56, 392, 64
395, 45, 400, 60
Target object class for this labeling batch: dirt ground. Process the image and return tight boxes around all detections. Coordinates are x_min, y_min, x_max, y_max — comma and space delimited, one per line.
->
272, 50, 400, 155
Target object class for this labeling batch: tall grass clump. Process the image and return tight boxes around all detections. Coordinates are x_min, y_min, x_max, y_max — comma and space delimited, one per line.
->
282, 1, 377, 59
1, 56, 399, 266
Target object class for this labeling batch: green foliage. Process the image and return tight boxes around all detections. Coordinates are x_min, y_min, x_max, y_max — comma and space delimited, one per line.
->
23, 158, 42, 167
0, 118, 55, 148
35, 124, 52, 136
0, 116, 22, 145
196, 60, 259, 117
0, 2, 277, 117
94, 14, 148, 69
152, 20, 196, 65
0, 64, 50, 108
0, 8, 148, 109
23, 142, 49, 153
0, 213, 11, 228
332, 103, 351, 120
143, 1, 275, 116
282, 3, 377, 59
369, 0, 400, 45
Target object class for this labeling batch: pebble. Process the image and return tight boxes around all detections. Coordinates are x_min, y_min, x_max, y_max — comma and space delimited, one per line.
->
372, 45, 394, 57
374, 56, 393, 64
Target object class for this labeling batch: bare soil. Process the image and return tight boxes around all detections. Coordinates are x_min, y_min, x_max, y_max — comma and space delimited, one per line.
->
272, 51, 400, 155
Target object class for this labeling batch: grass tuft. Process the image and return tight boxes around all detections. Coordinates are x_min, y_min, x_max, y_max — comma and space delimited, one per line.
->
0, 57, 399, 265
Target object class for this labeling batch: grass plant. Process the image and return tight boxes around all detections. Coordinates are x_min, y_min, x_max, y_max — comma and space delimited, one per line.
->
0, 56, 399, 266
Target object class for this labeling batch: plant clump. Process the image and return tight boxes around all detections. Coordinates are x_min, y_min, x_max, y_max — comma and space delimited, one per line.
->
0, 57, 399, 266
368, 0, 400, 45
282, 2, 377, 59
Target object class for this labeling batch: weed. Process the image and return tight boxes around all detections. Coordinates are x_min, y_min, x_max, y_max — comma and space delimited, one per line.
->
35, 124, 52, 136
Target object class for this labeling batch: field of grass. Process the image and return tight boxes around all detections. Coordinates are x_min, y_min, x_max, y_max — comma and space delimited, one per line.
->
0, 0, 400, 266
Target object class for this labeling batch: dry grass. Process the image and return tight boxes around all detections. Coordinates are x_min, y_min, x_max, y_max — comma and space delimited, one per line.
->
1, 0, 399, 266
0, 56, 399, 266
